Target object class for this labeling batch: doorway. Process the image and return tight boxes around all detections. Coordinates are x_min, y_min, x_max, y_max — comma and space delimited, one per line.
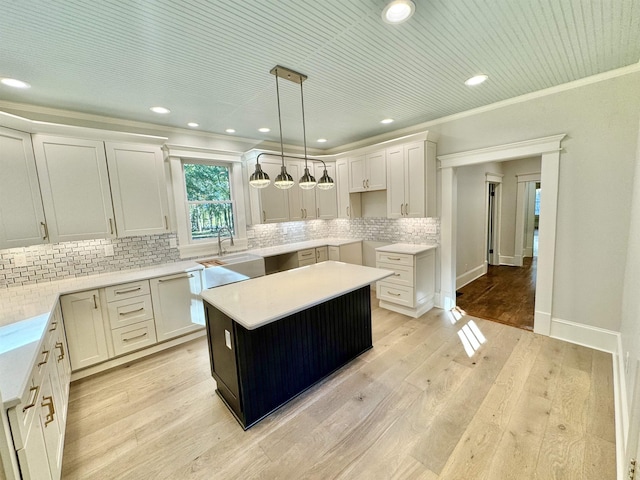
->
438, 134, 566, 336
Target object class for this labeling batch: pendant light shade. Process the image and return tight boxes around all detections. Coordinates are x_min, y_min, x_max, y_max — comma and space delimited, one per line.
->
299, 167, 317, 190
249, 161, 270, 188
317, 165, 335, 190
274, 164, 295, 189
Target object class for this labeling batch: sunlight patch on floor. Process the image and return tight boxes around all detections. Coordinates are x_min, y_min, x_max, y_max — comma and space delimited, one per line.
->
457, 319, 487, 357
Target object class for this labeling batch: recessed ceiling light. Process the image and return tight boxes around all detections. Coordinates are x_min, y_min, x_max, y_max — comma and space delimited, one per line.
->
382, 0, 415, 24
380, 118, 394, 124
258, 127, 270, 133
1, 78, 31, 89
150, 106, 170, 114
225, 128, 236, 134
187, 122, 199, 128
465, 74, 488, 86
317, 138, 327, 143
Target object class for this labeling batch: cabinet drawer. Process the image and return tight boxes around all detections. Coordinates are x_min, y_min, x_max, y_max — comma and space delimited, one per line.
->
112, 320, 157, 356
376, 281, 415, 308
377, 262, 414, 287
107, 294, 154, 329
376, 251, 413, 266
105, 280, 150, 301
298, 257, 316, 267
297, 249, 316, 261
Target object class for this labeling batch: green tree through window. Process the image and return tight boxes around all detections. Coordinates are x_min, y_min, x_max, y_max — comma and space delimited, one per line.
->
184, 163, 234, 241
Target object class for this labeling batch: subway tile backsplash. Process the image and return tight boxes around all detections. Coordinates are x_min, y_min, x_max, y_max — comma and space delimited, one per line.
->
1, 218, 439, 288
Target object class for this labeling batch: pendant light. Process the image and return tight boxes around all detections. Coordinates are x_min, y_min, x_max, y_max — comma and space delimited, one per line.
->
316, 159, 335, 190
296, 71, 317, 190
272, 66, 296, 190
248, 153, 271, 188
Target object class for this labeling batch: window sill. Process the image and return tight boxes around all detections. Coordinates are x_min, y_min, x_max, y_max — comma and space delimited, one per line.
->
178, 238, 249, 259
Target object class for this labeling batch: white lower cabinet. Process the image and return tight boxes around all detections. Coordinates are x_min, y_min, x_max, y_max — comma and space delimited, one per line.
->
327, 242, 363, 265
376, 246, 435, 318
316, 246, 328, 263
9, 304, 70, 480
150, 272, 205, 342
61, 290, 109, 370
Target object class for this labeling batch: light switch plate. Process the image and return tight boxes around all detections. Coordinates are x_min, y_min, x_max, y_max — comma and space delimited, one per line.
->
104, 245, 114, 256
225, 330, 232, 349
169, 238, 177, 248
13, 253, 27, 267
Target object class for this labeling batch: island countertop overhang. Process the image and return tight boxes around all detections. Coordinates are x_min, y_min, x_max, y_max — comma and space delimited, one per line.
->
200, 261, 393, 330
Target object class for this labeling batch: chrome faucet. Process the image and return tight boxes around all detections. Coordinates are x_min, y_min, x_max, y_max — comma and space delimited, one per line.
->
217, 226, 234, 256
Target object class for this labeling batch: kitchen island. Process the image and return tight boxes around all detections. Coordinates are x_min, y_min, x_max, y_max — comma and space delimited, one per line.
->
199, 261, 392, 429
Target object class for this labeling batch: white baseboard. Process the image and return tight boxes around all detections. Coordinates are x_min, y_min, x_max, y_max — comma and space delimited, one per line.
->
549, 317, 618, 353
499, 255, 520, 266
456, 263, 486, 289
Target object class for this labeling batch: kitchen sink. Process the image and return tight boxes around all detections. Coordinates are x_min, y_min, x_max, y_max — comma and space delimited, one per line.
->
198, 253, 266, 288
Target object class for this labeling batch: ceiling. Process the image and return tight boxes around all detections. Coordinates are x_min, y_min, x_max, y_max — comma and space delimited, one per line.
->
1, 0, 639, 148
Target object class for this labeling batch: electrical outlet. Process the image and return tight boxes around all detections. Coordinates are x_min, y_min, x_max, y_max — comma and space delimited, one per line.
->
169, 238, 177, 248
104, 245, 114, 256
283, 226, 288, 235
13, 253, 27, 267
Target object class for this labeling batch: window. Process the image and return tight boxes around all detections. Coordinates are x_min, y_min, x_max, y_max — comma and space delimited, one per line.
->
183, 163, 234, 241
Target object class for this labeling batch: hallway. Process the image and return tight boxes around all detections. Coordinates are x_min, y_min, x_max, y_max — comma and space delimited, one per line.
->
456, 257, 537, 331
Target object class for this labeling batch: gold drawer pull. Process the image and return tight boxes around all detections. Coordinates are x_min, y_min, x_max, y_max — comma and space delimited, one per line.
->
387, 257, 401, 261
49, 321, 58, 332
123, 332, 148, 342
388, 291, 401, 296
41, 395, 55, 427
37, 350, 50, 367
115, 287, 142, 294
55, 341, 65, 361
22, 385, 39, 412
301, 252, 313, 257
120, 307, 144, 316
393, 273, 401, 276
158, 273, 194, 283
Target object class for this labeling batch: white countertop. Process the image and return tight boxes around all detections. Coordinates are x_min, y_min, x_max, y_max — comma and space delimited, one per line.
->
375, 243, 438, 255
247, 238, 362, 257
200, 261, 392, 330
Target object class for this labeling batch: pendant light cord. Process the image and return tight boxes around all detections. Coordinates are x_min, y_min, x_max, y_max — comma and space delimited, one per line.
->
275, 68, 286, 166
300, 80, 309, 169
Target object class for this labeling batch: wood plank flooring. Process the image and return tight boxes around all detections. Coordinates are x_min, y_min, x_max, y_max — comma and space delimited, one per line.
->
61, 295, 615, 479
457, 257, 537, 331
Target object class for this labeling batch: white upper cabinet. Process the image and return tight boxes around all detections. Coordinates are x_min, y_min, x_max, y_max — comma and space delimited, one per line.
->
32, 135, 115, 243
256, 158, 290, 223
348, 149, 386, 192
314, 163, 337, 219
287, 160, 317, 221
105, 142, 170, 237
336, 159, 361, 219
0, 127, 48, 248
386, 141, 436, 218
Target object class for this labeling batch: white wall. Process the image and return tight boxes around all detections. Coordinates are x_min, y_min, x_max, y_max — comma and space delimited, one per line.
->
433, 71, 640, 331
456, 162, 501, 286
499, 157, 541, 258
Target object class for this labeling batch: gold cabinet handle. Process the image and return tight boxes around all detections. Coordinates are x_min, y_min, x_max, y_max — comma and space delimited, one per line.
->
109, 218, 114, 235
362, 179, 365, 189
347, 206, 350, 217
41, 395, 55, 427
22, 385, 39, 412
40, 221, 49, 240
115, 287, 141, 295
263, 210, 266, 223
120, 307, 144, 316
393, 273, 401, 276
301, 208, 304, 218
387, 291, 401, 296
366, 179, 369, 188
37, 350, 50, 367
123, 332, 147, 342
158, 273, 194, 283
164, 215, 169, 230
400, 204, 404, 216
317, 207, 320, 218
49, 321, 58, 332
405, 203, 409, 216
387, 257, 401, 261
93, 294, 98, 309
55, 341, 65, 361
301, 252, 313, 257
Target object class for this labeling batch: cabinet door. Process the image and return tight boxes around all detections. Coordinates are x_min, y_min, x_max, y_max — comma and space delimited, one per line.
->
259, 159, 290, 223
40, 369, 63, 480
150, 272, 205, 342
33, 135, 115, 242
61, 290, 109, 370
366, 150, 387, 191
0, 127, 48, 248
316, 246, 328, 263
105, 142, 170, 237
16, 408, 53, 480
336, 159, 351, 218
404, 141, 426, 217
386, 146, 405, 219
348, 155, 366, 192
286, 161, 304, 221
314, 163, 337, 219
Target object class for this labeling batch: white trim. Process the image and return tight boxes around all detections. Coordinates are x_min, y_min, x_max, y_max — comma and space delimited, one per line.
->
549, 317, 619, 353
613, 333, 629, 480
498, 255, 521, 267
514, 175, 540, 264
163, 144, 245, 161
70, 330, 206, 380
516, 172, 541, 183
378, 299, 435, 319
439, 134, 565, 337
456, 263, 486, 289
485, 172, 504, 183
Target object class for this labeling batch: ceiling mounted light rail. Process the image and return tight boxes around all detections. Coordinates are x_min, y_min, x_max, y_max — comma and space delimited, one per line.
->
249, 65, 321, 190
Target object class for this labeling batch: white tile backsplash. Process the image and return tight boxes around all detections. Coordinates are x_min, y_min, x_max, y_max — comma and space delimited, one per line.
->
1, 218, 439, 288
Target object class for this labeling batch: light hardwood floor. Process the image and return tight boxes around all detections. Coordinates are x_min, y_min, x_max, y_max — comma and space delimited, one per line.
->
61, 295, 616, 479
